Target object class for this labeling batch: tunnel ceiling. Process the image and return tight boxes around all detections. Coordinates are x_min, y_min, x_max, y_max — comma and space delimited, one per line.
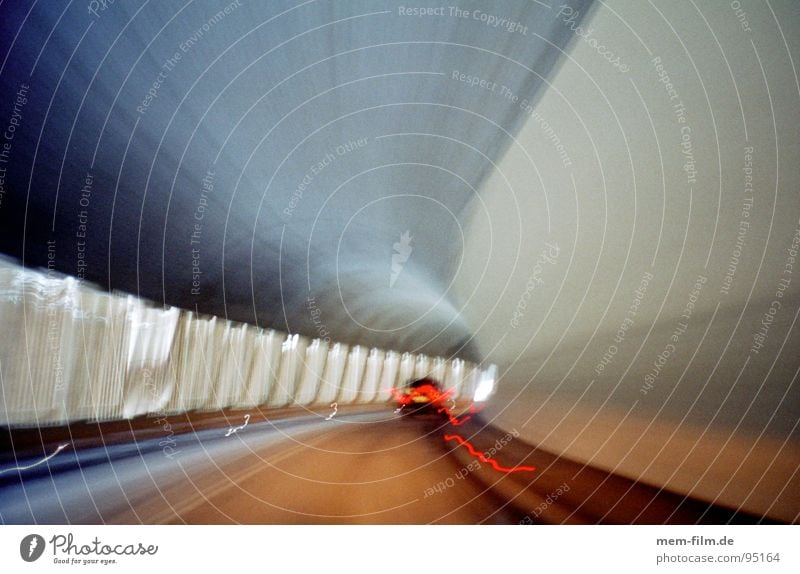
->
0, 0, 592, 360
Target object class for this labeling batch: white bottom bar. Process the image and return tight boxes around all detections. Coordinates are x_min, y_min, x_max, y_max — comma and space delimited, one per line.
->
1, 525, 797, 573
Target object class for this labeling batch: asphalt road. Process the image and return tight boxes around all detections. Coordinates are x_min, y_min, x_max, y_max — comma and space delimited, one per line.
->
0, 407, 769, 524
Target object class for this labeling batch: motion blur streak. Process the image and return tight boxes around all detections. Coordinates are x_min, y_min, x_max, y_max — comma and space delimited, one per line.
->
443, 433, 536, 474
438, 408, 472, 427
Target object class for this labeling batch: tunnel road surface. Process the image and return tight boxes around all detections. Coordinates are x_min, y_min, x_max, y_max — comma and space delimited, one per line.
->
0, 407, 767, 524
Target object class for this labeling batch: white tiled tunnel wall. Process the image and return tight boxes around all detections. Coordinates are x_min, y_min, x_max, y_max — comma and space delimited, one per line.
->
0, 261, 497, 427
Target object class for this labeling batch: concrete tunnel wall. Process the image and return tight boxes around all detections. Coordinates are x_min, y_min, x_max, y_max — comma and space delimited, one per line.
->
454, 2, 800, 521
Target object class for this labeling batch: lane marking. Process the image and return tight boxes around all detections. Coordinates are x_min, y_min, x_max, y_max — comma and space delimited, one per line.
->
225, 414, 250, 437
0, 443, 70, 474
325, 402, 338, 421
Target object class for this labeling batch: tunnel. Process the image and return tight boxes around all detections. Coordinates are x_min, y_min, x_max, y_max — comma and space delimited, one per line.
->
0, 0, 798, 529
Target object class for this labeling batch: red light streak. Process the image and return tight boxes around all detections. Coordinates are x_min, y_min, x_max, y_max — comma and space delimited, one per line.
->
444, 433, 536, 474
390, 384, 473, 425
390, 380, 535, 474
436, 406, 471, 426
